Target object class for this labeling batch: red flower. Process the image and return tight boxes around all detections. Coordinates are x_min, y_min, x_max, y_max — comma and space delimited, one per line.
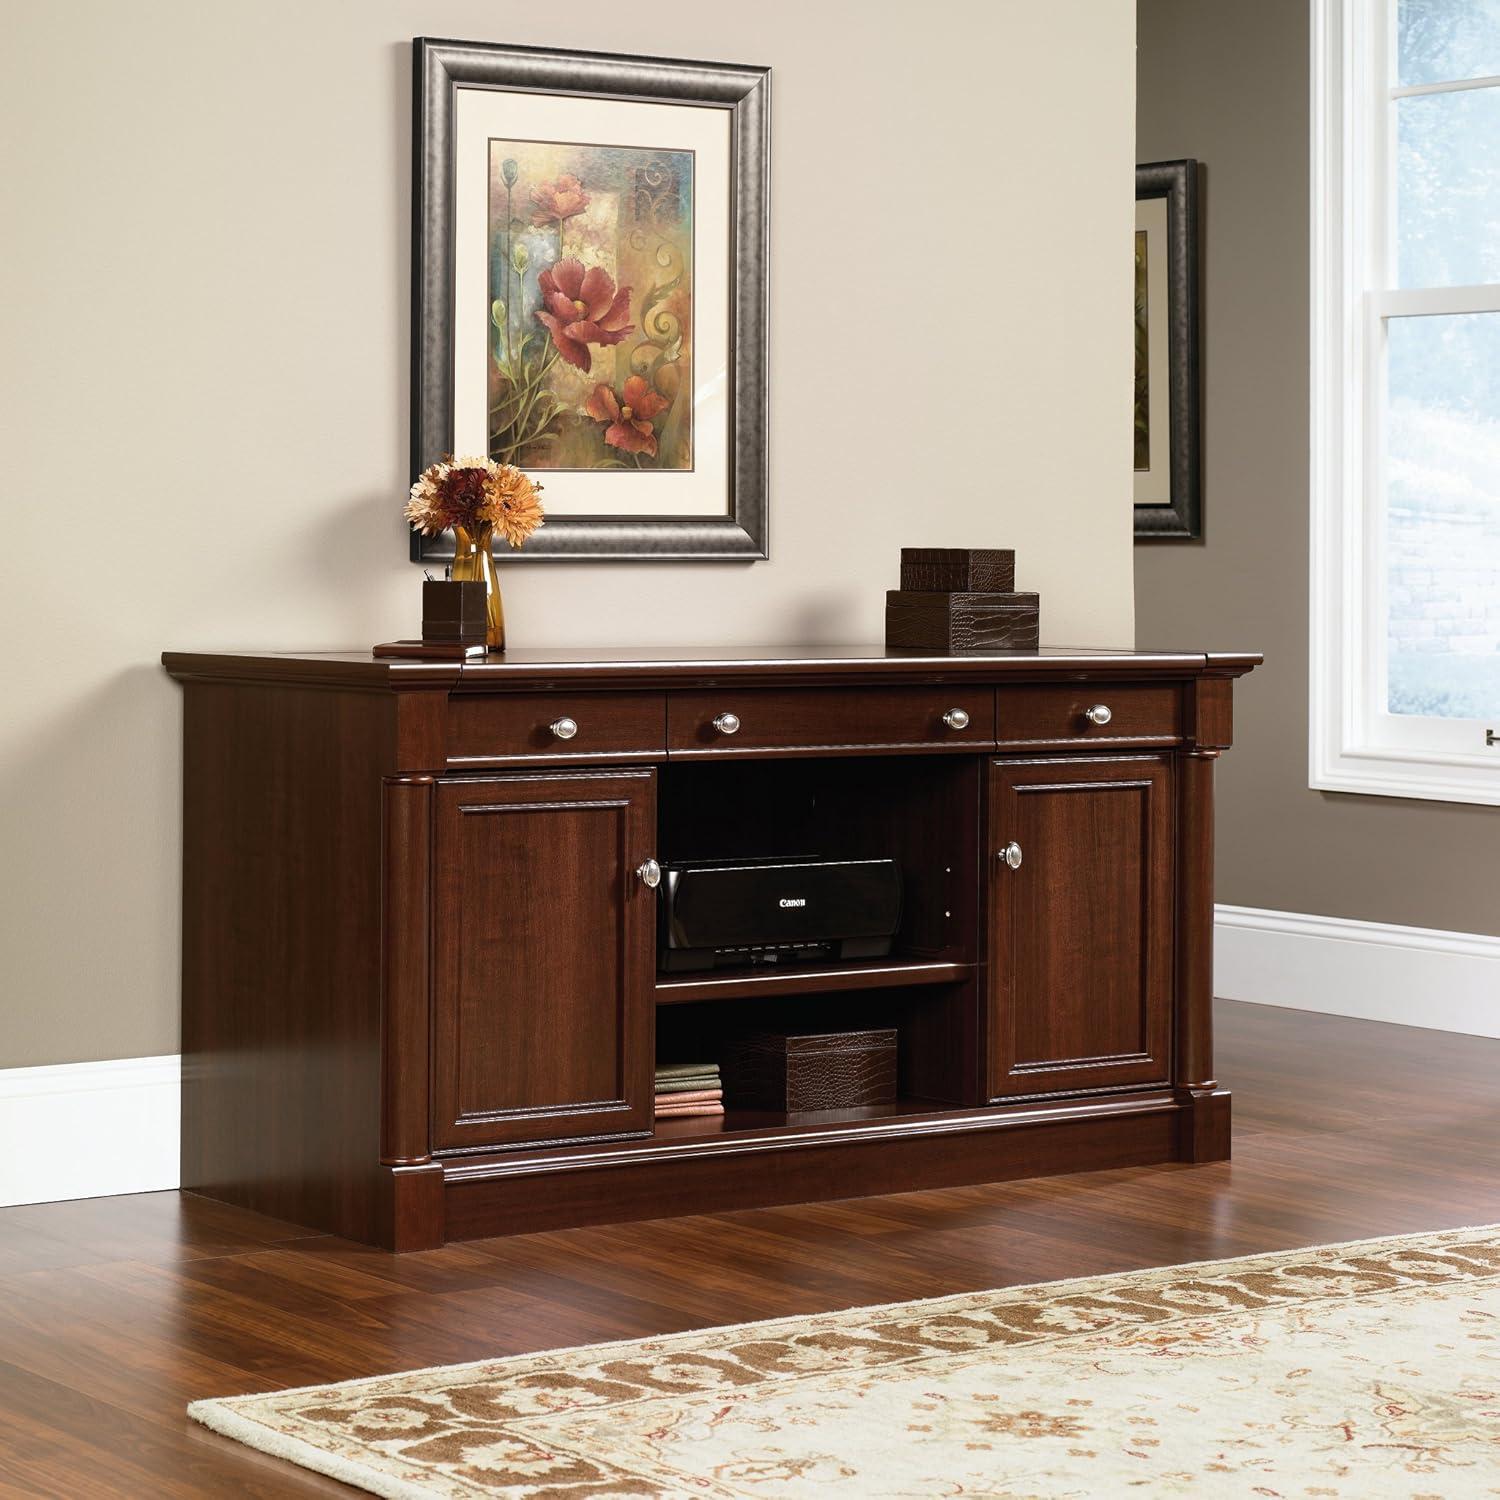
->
585, 375, 669, 456
535, 258, 634, 372
529, 174, 590, 227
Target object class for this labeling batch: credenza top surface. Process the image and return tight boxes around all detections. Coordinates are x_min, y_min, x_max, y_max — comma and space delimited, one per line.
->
162, 643, 1262, 692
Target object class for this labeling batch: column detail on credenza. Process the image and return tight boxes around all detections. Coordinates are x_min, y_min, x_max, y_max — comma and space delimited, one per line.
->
379, 771, 450, 1250
163, 644, 1260, 1248
380, 775, 434, 1167
1173, 675, 1235, 1162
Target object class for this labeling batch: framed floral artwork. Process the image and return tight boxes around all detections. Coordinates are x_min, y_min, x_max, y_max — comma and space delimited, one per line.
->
1134, 159, 1201, 541
411, 39, 770, 562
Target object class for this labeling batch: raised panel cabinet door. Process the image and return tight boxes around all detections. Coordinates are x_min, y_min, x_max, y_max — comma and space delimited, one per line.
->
432, 769, 656, 1150
986, 754, 1174, 1098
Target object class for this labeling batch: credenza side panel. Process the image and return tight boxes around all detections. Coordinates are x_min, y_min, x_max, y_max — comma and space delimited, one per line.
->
431, 770, 656, 1151
179, 680, 395, 1241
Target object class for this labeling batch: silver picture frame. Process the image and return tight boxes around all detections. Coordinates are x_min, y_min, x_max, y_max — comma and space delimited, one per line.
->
1134, 158, 1201, 542
410, 37, 771, 562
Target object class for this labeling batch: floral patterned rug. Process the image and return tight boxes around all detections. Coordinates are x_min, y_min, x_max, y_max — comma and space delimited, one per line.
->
189, 1225, 1500, 1497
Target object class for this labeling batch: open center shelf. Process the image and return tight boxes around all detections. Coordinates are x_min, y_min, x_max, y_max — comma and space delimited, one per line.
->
655, 957, 974, 1005
650, 755, 983, 1128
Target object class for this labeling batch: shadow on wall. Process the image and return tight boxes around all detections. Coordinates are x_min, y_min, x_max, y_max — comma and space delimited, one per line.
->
302, 491, 414, 601
782, 592, 863, 643
0, 665, 182, 1068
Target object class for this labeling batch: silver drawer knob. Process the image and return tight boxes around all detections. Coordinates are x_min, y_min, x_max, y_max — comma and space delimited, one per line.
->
636, 858, 662, 888
1083, 704, 1113, 726
712, 712, 741, 736
942, 707, 971, 730
550, 716, 579, 740
998, 841, 1023, 870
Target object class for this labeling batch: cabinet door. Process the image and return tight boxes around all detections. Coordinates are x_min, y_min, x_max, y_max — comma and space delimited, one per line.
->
432, 770, 656, 1150
986, 755, 1173, 1098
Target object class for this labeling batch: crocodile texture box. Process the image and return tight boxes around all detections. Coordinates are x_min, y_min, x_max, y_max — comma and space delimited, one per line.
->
885, 590, 1040, 652
724, 1028, 898, 1112
899, 547, 1016, 593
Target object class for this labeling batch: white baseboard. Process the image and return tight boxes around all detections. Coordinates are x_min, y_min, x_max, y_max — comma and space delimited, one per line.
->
1215, 904, 1500, 1038
0, 1054, 180, 1207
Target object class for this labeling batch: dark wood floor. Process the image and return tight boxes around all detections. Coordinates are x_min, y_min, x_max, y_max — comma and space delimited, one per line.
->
3, 1000, 1499, 1496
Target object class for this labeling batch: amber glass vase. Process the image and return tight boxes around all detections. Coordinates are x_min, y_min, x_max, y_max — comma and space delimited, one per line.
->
450, 522, 505, 651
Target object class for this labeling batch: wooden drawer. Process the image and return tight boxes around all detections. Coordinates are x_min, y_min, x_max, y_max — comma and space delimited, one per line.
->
994, 683, 1182, 747
448, 691, 665, 765
666, 687, 996, 756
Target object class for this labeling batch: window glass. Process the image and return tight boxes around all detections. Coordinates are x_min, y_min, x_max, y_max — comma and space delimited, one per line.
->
1398, 0, 1500, 86
1396, 85, 1500, 287
1385, 312, 1500, 719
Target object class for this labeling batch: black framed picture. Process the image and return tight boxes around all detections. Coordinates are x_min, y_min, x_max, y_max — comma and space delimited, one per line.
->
1134, 159, 1201, 541
411, 38, 770, 563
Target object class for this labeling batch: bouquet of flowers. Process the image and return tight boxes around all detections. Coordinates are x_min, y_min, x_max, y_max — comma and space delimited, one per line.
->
406, 456, 544, 548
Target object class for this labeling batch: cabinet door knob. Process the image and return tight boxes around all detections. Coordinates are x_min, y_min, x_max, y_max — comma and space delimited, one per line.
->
942, 707, 971, 730
997, 841, 1023, 870
550, 716, 579, 740
636, 858, 662, 889
712, 712, 741, 736
1083, 703, 1113, 726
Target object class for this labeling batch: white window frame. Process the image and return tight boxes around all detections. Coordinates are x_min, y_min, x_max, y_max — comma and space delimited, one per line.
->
1311, 0, 1500, 805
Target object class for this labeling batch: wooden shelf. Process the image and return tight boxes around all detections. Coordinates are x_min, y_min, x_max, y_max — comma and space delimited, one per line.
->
651, 1095, 951, 1142
653, 957, 973, 1006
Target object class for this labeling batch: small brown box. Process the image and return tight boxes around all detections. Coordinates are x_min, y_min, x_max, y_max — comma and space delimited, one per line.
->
900, 547, 1015, 593
423, 579, 488, 645
885, 590, 1040, 653
724, 1028, 898, 1113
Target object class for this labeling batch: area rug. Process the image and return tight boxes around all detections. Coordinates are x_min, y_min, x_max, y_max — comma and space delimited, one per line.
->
189, 1225, 1500, 1498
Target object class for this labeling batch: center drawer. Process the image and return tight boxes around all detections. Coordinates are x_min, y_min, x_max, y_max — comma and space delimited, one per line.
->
666, 687, 996, 756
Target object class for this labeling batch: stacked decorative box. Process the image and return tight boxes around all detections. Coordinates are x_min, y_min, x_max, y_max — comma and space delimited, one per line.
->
885, 548, 1039, 652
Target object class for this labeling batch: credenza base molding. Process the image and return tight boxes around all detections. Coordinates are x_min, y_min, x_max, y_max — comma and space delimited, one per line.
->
432, 1090, 1221, 1243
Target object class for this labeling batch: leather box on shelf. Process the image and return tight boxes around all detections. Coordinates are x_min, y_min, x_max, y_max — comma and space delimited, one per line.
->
885, 590, 1040, 652
899, 547, 1015, 593
724, 1028, 898, 1112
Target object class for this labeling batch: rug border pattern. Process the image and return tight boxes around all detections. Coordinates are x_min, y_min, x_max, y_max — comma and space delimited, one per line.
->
187, 1223, 1500, 1498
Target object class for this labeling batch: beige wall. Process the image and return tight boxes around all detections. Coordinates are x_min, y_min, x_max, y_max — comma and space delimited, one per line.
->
1136, 0, 1500, 936
0, 0, 1137, 1067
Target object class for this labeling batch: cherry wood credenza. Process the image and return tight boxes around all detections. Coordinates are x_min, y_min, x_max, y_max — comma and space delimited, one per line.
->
162, 644, 1260, 1250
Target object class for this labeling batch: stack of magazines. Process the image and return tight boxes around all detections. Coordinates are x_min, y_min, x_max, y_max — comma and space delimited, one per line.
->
654, 1061, 723, 1119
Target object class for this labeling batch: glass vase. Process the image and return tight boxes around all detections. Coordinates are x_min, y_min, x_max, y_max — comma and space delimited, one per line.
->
450, 522, 505, 652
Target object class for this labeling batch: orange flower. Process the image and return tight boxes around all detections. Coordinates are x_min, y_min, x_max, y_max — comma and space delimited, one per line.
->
585, 375, 670, 457
478, 464, 545, 548
529, 174, 590, 227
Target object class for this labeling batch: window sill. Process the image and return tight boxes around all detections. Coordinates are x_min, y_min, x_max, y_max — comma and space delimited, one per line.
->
1310, 744, 1500, 806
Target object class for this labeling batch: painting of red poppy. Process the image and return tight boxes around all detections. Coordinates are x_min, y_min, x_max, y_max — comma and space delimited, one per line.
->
487, 141, 693, 471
